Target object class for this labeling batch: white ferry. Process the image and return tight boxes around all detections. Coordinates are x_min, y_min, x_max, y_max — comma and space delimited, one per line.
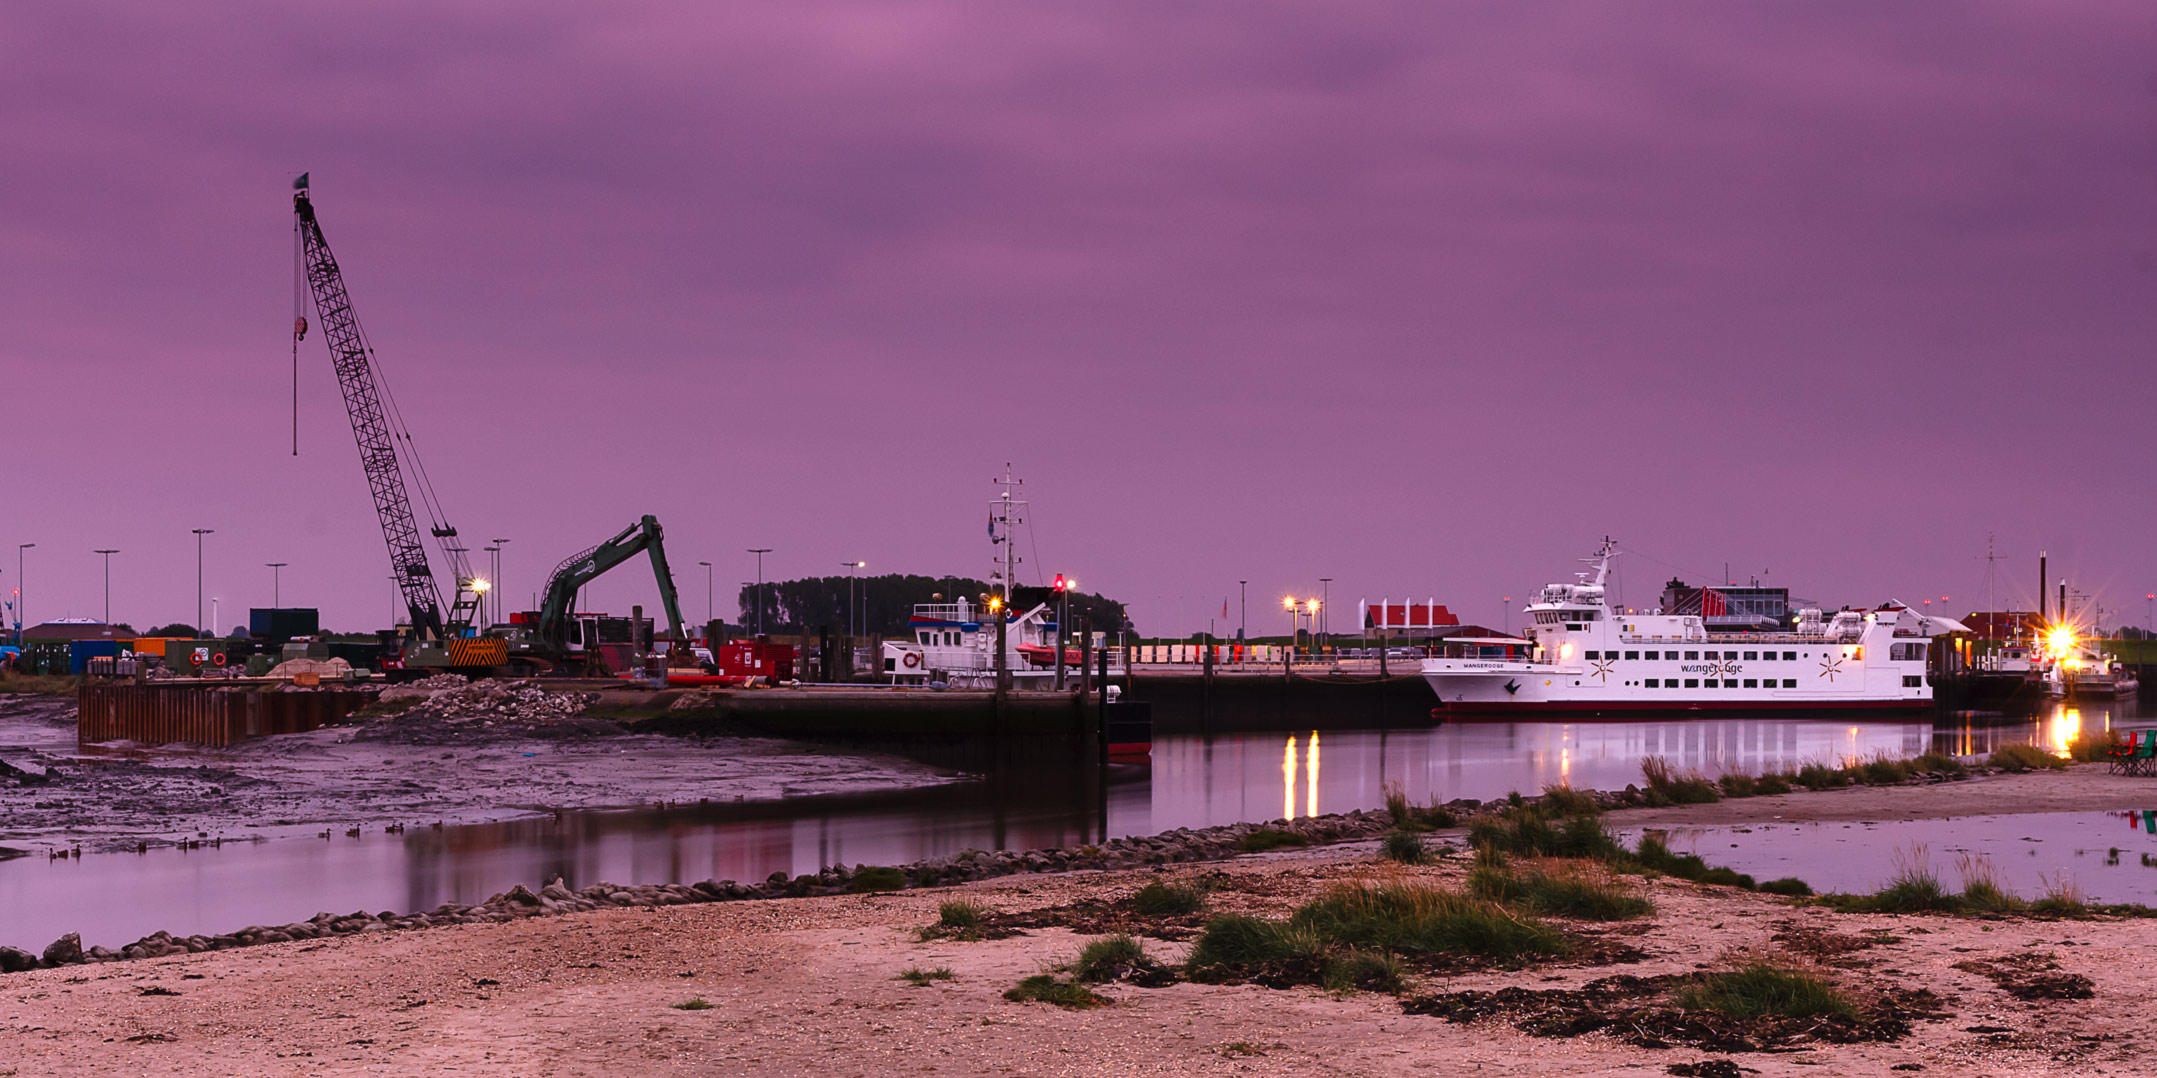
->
1423, 541, 1959, 715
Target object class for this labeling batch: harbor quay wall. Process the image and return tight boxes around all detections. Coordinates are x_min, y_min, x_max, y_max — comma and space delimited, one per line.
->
77, 684, 369, 748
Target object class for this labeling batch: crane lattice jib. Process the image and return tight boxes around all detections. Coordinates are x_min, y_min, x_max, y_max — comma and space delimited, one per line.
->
294, 190, 445, 638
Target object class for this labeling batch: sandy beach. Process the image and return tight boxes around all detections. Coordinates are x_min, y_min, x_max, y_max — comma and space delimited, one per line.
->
3, 764, 2151, 1077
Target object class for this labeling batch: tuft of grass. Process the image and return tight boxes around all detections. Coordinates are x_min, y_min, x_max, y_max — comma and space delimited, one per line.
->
1322, 947, 1407, 994
1379, 830, 1429, 865
1540, 784, 1602, 816
1184, 914, 1327, 976
1989, 743, 2067, 772
1468, 806, 1623, 860
1382, 782, 1423, 831
1640, 757, 1720, 805
1239, 828, 1311, 853
897, 966, 955, 986
1756, 877, 1813, 897
1071, 934, 1148, 983
1131, 880, 1206, 917
1859, 755, 1912, 785
918, 899, 987, 941
1911, 752, 1967, 776
1469, 860, 1652, 921
1289, 882, 1566, 958
1629, 833, 1755, 890
670, 997, 715, 1010
1003, 974, 1106, 1009
2063, 733, 2115, 764
1418, 799, 1460, 829
2031, 875, 2087, 916
1954, 854, 2025, 914
1752, 771, 1794, 796
1835, 847, 1958, 913
1795, 761, 1851, 790
1717, 773, 1756, 798
1674, 960, 1854, 1020
846, 865, 908, 893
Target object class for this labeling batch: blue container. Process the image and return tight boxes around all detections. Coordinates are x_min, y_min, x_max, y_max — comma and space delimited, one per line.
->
69, 640, 122, 674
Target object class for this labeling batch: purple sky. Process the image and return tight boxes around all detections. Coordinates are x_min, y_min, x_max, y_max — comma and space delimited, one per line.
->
4, 2, 2154, 637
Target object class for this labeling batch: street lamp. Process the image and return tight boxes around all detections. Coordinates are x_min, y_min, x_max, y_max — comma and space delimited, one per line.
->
265, 562, 287, 610
1318, 578, 1332, 655
698, 561, 713, 625
842, 560, 866, 638
1283, 595, 1297, 658
191, 530, 213, 638
747, 548, 772, 635
94, 549, 119, 625
1237, 580, 1247, 643
16, 543, 33, 643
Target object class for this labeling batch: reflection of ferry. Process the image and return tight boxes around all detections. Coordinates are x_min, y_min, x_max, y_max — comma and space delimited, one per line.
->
1423, 540, 1957, 714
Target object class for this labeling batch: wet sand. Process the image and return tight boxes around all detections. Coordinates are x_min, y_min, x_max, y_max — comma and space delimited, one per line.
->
4, 764, 2150, 1077
0, 694, 955, 853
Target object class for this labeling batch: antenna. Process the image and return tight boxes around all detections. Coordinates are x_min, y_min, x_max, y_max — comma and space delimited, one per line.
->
989, 463, 1027, 604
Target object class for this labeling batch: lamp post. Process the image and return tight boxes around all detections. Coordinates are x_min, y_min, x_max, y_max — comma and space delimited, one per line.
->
480, 547, 500, 627
747, 548, 772, 634
211, 597, 221, 640
1318, 578, 1332, 657
489, 539, 511, 627
94, 549, 119, 625
698, 561, 713, 625
1237, 580, 1247, 643
842, 560, 865, 638
1501, 596, 1511, 635
191, 530, 213, 638
16, 543, 32, 643
265, 562, 287, 610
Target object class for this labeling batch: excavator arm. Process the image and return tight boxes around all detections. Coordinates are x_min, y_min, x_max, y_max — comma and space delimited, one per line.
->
533, 516, 691, 659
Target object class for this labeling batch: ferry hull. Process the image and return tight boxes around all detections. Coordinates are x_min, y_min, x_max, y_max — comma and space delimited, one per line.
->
1432, 697, 1932, 716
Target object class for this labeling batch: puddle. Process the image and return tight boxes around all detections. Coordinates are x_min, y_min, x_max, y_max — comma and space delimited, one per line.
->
1632, 810, 2157, 905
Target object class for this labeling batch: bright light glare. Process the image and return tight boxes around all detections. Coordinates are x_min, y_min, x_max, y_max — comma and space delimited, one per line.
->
2046, 625, 2077, 654
470, 578, 491, 594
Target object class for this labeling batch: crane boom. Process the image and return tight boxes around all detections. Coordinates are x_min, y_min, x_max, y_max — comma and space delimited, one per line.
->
292, 176, 453, 639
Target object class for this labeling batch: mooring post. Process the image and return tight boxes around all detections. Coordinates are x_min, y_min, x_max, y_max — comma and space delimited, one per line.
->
1077, 614, 1093, 701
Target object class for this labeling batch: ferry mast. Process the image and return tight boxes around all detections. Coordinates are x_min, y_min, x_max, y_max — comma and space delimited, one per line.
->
989, 464, 1026, 604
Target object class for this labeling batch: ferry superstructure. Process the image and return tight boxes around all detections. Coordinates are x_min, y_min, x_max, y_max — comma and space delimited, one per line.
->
1423, 541, 1958, 715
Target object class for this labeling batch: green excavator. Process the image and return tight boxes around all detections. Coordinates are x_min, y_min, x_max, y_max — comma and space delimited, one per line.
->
499, 515, 700, 677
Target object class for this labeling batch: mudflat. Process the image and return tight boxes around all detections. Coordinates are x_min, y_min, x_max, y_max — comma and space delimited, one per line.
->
3, 764, 2149, 1077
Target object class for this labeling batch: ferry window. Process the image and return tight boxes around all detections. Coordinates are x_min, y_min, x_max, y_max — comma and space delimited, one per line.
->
1722, 651, 1738, 660
1644, 678, 1658, 687
1743, 678, 1757, 688
1645, 651, 1660, 660
1624, 651, 1638, 660
1903, 675, 1922, 688
1584, 650, 1598, 660
1783, 679, 1798, 688
1783, 651, 1796, 661
1684, 678, 1699, 688
1743, 651, 1758, 661
1684, 650, 1699, 660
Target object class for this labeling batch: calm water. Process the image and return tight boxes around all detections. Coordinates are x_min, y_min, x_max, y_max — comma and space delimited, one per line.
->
2, 697, 2149, 950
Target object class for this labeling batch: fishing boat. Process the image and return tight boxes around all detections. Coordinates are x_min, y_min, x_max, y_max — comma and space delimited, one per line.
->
1422, 540, 1958, 715
2041, 629, 2140, 699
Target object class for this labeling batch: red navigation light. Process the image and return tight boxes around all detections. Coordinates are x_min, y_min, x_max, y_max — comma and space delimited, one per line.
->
1052, 574, 1066, 592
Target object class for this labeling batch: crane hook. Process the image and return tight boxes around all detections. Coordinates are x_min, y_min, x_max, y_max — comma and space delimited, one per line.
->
294, 316, 308, 342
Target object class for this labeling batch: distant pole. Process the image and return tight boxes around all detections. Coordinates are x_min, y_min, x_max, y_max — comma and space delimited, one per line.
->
1319, 578, 1332, 656
265, 562, 287, 610
94, 549, 119, 625
191, 530, 213, 638
16, 543, 32, 643
1238, 580, 1247, 644
747, 548, 772, 634
484, 539, 510, 627
1501, 596, 1511, 635
698, 561, 713, 624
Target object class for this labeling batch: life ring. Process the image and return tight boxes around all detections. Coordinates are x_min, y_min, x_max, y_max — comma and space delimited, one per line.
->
902, 652, 921, 669
211, 653, 227, 666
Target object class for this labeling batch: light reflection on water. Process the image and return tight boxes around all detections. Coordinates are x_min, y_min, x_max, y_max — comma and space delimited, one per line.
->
2, 698, 2149, 950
